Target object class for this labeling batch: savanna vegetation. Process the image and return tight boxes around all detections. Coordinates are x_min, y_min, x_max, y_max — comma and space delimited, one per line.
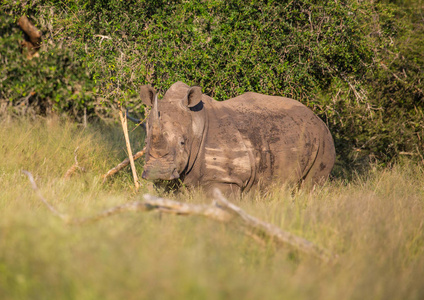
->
0, 0, 423, 299
1, 117, 424, 300
1, 0, 423, 165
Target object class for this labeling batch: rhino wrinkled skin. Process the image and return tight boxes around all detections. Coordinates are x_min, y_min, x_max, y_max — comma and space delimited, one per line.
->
141, 81, 335, 195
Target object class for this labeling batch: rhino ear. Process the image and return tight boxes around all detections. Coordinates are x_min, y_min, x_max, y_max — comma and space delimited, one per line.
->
140, 85, 156, 107
184, 86, 202, 108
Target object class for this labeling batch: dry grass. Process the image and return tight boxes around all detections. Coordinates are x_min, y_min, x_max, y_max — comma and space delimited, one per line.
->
0, 117, 423, 300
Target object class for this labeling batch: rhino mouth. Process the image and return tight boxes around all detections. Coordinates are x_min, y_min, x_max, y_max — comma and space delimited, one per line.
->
141, 167, 180, 181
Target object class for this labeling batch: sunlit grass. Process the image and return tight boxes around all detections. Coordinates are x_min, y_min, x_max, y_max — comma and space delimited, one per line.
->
0, 117, 423, 300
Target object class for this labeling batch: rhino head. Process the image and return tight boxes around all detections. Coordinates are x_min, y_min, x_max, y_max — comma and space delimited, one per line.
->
140, 82, 204, 182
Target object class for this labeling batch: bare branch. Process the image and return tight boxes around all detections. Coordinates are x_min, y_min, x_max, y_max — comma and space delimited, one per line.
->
102, 147, 145, 183
380, 62, 423, 95
22, 170, 69, 221
64, 147, 85, 179
23, 170, 148, 225
93, 34, 112, 46
126, 108, 149, 132
70, 201, 149, 225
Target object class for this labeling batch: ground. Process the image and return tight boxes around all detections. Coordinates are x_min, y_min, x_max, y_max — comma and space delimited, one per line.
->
0, 117, 423, 300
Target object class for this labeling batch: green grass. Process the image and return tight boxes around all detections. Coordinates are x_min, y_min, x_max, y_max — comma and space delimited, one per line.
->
1, 117, 423, 300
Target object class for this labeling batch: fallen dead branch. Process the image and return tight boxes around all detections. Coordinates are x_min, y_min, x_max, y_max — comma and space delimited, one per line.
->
102, 147, 145, 183
22, 171, 335, 262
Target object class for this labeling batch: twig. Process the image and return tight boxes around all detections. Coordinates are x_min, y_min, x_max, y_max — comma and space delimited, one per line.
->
119, 108, 140, 191
22, 170, 69, 221
93, 34, 112, 46
399, 152, 417, 156
126, 107, 150, 132
70, 201, 149, 225
64, 147, 85, 179
23, 170, 149, 224
83, 108, 87, 128
380, 62, 424, 95
102, 148, 146, 183
416, 145, 424, 166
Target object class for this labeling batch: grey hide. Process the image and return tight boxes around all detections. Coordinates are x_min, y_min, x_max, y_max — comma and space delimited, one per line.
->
140, 81, 335, 196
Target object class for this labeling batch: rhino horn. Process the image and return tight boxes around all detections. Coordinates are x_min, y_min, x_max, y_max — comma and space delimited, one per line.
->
151, 94, 160, 131
150, 94, 168, 149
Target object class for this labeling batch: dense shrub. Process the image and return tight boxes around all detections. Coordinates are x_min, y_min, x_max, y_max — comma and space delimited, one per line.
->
0, 11, 95, 118
1, 0, 423, 167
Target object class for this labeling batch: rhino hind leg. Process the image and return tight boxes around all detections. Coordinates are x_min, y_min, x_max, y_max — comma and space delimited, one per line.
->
301, 166, 330, 189
301, 139, 335, 188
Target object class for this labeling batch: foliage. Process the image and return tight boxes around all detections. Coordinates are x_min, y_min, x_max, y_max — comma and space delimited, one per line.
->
328, 0, 424, 164
1, 118, 424, 299
0, 0, 423, 166
0, 11, 95, 119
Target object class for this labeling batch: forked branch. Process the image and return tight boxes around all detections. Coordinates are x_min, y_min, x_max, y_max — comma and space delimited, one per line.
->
22, 171, 335, 262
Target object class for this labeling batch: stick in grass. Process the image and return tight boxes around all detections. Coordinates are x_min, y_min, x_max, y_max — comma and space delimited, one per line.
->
22, 170, 69, 221
119, 108, 139, 191
102, 147, 145, 183
64, 147, 85, 179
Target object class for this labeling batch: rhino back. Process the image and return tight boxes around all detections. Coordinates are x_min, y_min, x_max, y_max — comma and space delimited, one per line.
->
219, 92, 335, 186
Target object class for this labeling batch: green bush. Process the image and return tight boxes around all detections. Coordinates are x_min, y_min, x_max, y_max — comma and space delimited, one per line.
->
0, 11, 95, 119
1, 0, 423, 167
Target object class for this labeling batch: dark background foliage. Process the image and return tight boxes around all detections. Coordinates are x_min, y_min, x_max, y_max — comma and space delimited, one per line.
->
1, 0, 423, 171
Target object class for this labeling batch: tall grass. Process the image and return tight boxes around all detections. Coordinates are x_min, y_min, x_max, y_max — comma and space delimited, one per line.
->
0, 117, 423, 300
